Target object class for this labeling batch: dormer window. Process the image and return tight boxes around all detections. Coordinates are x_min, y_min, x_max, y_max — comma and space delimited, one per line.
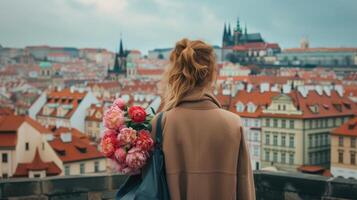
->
236, 102, 245, 112
343, 102, 351, 110
309, 105, 319, 114
247, 102, 256, 113
333, 104, 342, 112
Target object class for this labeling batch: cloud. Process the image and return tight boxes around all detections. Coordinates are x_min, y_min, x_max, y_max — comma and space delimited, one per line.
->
0, 0, 356, 54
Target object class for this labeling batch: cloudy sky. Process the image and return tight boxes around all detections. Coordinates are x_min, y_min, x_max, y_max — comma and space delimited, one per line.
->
0, 0, 356, 54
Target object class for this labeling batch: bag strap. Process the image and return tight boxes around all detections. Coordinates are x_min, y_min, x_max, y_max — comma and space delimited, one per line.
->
155, 112, 164, 146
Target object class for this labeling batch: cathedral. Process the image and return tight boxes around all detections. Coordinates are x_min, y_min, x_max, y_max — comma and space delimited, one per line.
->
107, 38, 127, 80
222, 18, 264, 47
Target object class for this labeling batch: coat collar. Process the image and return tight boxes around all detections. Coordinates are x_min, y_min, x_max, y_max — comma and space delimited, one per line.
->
176, 88, 222, 110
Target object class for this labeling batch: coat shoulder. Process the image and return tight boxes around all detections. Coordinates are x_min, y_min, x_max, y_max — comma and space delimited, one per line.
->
216, 108, 243, 128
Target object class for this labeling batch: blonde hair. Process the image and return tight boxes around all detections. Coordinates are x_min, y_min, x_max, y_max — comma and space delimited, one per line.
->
161, 38, 217, 111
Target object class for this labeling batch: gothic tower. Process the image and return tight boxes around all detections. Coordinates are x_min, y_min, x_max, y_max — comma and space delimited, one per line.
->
107, 38, 127, 80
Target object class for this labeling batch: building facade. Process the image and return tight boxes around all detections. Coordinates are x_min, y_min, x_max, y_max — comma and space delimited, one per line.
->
261, 89, 356, 171
331, 117, 357, 179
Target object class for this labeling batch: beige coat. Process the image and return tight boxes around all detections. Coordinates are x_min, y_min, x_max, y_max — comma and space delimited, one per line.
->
151, 89, 255, 200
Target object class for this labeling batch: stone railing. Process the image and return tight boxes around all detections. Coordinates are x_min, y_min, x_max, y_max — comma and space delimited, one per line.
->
1, 171, 357, 200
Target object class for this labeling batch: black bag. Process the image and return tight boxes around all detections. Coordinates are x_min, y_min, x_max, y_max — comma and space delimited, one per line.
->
116, 112, 170, 200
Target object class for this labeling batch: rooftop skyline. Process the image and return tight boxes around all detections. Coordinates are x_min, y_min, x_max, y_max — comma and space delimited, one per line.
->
0, 0, 357, 53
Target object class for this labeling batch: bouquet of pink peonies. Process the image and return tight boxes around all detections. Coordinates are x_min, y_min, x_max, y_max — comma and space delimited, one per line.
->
100, 98, 155, 174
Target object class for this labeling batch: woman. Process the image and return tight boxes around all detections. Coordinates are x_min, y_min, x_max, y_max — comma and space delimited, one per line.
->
151, 38, 255, 200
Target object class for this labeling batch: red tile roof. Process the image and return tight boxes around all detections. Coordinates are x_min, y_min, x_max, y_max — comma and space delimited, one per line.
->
0, 115, 51, 148
37, 88, 87, 119
137, 68, 164, 76
331, 117, 357, 137
49, 127, 104, 163
0, 133, 17, 148
87, 81, 120, 89
230, 42, 280, 51
230, 90, 280, 118
86, 104, 104, 122
13, 148, 61, 177
0, 115, 25, 132
284, 47, 357, 53
262, 90, 357, 119
0, 107, 14, 116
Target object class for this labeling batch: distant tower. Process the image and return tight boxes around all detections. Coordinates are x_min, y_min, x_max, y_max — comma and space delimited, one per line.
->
222, 23, 228, 47
227, 23, 232, 45
300, 37, 309, 49
107, 38, 127, 80
233, 18, 242, 45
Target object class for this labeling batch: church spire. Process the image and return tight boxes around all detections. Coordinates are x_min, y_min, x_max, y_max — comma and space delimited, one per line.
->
228, 23, 231, 36
223, 23, 227, 41
119, 38, 124, 57
236, 17, 242, 32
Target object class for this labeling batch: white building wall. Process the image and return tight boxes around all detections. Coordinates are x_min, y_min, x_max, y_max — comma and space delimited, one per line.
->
29, 92, 47, 120
241, 117, 262, 170
70, 91, 99, 132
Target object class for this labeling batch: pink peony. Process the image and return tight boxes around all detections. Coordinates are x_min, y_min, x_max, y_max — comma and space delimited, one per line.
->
100, 131, 118, 157
117, 127, 137, 146
126, 147, 148, 170
103, 106, 125, 130
113, 98, 126, 110
135, 130, 154, 151
114, 148, 127, 163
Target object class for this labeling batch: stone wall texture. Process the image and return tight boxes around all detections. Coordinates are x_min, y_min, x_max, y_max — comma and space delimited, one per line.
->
1, 171, 357, 200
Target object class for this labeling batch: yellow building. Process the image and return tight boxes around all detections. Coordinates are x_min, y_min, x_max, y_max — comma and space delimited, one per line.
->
261, 89, 355, 172
331, 117, 357, 179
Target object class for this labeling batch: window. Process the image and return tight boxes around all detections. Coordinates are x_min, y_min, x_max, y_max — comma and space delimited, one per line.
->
289, 136, 294, 148
2, 173, 8, 178
265, 134, 270, 145
338, 151, 344, 164
309, 120, 313, 129
309, 135, 313, 148
289, 153, 294, 164
278, 105, 281, 110
265, 151, 270, 161
281, 136, 286, 147
273, 119, 278, 128
351, 137, 356, 148
2, 153, 8, 163
25, 142, 29, 151
309, 153, 313, 164
80, 163, 85, 174
265, 119, 270, 127
254, 120, 259, 127
273, 152, 278, 162
236, 103, 244, 112
283, 105, 286, 111
282, 120, 286, 128
253, 146, 259, 156
65, 166, 70, 176
94, 161, 99, 172
281, 152, 286, 164
339, 136, 344, 147
273, 135, 278, 146
289, 120, 295, 129
351, 152, 356, 165
253, 132, 259, 142
315, 135, 319, 147
42, 142, 45, 150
